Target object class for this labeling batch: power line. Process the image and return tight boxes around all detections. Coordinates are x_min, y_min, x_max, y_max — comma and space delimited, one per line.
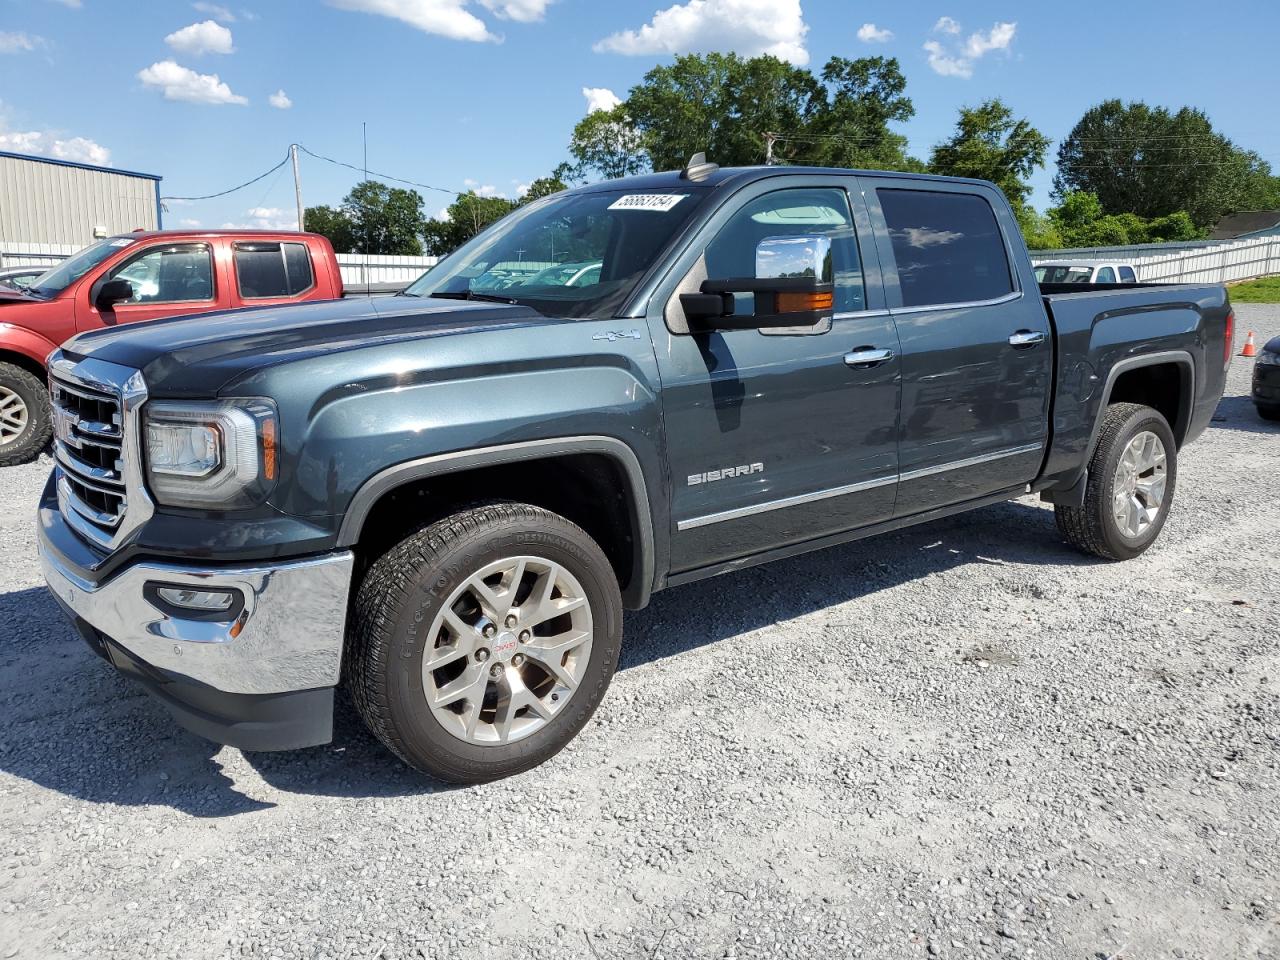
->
296, 144, 461, 196
160, 151, 291, 202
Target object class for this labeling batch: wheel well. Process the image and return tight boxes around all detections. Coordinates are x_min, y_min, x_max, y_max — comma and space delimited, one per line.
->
0, 350, 47, 382
352, 453, 643, 605
1107, 362, 1189, 445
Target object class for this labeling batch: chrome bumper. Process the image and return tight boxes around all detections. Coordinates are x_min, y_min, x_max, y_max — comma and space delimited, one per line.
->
39, 539, 355, 696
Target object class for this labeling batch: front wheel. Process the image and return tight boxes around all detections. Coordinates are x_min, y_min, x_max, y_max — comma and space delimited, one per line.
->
1257, 404, 1280, 423
0, 362, 52, 467
347, 501, 623, 783
1055, 402, 1177, 560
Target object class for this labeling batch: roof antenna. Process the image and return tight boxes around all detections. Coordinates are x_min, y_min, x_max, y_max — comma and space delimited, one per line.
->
680, 152, 719, 182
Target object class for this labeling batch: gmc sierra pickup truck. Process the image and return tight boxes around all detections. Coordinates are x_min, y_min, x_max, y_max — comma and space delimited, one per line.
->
0, 230, 344, 466
38, 160, 1232, 783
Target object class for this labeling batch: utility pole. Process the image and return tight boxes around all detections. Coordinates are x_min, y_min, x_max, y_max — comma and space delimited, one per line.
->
764, 132, 778, 165
290, 143, 304, 231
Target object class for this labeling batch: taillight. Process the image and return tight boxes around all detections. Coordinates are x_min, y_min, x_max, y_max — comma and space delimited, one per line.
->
1224, 309, 1234, 369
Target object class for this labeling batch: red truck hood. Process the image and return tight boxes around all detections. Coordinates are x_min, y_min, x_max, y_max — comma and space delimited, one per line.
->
0, 286, 42, 304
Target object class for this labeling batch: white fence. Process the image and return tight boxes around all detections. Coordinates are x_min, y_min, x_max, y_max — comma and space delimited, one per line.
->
0, 241, 79, 269
1032, 234, 1280, 285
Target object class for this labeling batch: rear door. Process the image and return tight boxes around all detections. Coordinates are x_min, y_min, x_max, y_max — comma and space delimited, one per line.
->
78, 240, 217, 328
648, 177, 901, 572
861, 180, 1051, 515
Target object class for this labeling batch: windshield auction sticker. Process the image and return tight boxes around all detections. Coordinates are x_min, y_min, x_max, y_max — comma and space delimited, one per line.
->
608, 194, 687, 212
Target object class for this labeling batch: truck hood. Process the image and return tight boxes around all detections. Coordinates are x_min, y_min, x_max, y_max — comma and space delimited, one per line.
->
63, 296, 555, 396
0, 286, 42, 304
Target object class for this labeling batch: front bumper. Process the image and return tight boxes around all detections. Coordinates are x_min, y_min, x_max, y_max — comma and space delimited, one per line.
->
39, 508, 355, 751
1253, 357, 1280, 407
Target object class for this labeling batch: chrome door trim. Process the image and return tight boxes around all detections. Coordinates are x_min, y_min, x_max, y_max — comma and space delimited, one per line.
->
898, 442, 1044, 483
677, 441, 1044, 530
890, 290, 1023, 317
844, 347, 894, 368
1009, 330, 1046, 348
677, 474, 897, 531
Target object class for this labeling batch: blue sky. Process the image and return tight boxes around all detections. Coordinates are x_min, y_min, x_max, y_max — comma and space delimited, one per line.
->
1, 0, 1277, 232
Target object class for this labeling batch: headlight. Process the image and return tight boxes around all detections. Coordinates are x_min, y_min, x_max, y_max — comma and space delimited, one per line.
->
1257, 350, 1280, 366
144, 399, 278, 508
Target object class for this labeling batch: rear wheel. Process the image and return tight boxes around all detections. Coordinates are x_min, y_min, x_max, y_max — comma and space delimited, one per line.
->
1055, 402, 1177, 560
1257, 404, 1280, 422
347, 501, 623, 783
0, 362, 52, 467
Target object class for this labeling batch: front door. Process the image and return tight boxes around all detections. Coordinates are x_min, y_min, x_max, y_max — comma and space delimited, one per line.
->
650, 180, 901, 573
78, 241, 217, 329
861, 181, 1052, 515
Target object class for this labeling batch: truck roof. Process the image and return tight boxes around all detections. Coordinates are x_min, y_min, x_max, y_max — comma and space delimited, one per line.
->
113, 229, 325, 242
574, 165, 1001, 193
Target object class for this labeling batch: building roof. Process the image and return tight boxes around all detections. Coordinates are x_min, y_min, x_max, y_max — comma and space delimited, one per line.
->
0, 149, 162, 182
1209, 210, 1280, 240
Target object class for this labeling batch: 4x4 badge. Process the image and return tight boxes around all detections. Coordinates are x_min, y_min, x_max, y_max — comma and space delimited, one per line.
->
592, 329, 643, 342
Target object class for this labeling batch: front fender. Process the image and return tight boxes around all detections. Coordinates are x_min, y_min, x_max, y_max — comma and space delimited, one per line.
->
0, 322, 59, 369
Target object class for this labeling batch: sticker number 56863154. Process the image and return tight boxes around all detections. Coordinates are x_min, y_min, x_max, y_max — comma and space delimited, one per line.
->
607, 194, 687, 212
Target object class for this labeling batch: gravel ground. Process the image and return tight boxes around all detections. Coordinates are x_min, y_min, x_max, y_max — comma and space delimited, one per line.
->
1, 306, 1277, 960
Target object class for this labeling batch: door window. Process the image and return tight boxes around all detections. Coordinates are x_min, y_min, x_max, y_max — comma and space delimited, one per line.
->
1119, 265, 1137, 283
704, 188, 865, 315
877, 189, 1014, 308
1095, 266, 1116, 283
106, 244, 213, 304
234, 241, 315, 298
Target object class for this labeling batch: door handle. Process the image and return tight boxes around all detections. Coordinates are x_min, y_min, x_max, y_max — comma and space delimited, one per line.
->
844, 347, 894, 368
1008, 330, 1046, 348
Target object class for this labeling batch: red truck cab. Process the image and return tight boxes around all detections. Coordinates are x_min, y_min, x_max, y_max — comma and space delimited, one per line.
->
0, 230, 343, 465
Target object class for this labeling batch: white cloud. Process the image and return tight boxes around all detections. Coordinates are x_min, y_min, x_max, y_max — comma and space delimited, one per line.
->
138, 60, 248, 104
327, 0, 497, 42
924, 19, 1016, 78
224, 207, 297, 230
269, 88, 293, 109
0, 32, 43, 54
464, 178, 504, 198
193, 2, 236, 21
595, 0, 809, 66
515, 182, 530, 197
179, 218, 203, 227
47, 0, 81, 7
856, 23, 892, 44
478, 0, 552, 21
0, 128, 111, 166
165, 20, 235, 55
435, 204, 452, 221
582, 86, 621, 114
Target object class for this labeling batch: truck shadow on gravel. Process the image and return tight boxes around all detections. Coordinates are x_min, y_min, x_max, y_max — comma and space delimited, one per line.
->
0, 498, 1094, 814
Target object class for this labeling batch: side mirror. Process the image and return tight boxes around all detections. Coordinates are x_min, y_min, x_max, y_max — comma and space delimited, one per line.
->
680, 234, 835, 331
95, 278, 135, 310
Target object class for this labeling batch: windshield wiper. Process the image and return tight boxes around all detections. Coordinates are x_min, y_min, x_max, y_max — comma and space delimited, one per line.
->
427, 290, 519, 305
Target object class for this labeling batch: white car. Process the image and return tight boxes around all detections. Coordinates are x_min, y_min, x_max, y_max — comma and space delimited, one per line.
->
1034, 261, 1139, 285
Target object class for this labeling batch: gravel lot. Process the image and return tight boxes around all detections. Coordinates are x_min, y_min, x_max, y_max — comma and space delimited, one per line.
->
1, 306, 1277, 960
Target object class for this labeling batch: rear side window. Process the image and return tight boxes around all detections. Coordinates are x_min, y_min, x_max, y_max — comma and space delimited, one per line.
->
1096, 266, 1116, 283
234, 241, 315, 299
1119, 265, 1137, 283
877, 189, 1014, 308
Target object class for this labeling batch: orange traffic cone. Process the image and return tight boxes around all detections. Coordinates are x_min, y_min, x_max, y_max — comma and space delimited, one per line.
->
1241, 331, 1257, 358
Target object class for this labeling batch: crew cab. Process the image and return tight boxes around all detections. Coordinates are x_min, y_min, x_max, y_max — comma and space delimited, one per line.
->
0, 230, 343, 465
37, 162, 1232, 783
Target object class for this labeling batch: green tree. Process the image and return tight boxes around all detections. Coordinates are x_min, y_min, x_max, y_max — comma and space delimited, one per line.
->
305, 180, 426, 255
1041, 191, 1202, 248
518, 174, 569, 205
302, 204, 355, 252
806, 56, 919, 170
928, 99, 1050, 209
1054, 100, 1280, 229
567, 105, 649, 181
421, 191, 516, 257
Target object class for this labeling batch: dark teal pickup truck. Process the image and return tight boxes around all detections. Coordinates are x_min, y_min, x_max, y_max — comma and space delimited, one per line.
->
38, 159, 1233, 782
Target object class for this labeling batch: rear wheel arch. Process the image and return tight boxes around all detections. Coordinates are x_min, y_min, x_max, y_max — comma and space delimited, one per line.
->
1098, 352, 1194, 448
337, 437, 656, 609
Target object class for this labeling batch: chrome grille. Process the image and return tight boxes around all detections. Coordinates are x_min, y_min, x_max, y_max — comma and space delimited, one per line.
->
49, 354, 153, 551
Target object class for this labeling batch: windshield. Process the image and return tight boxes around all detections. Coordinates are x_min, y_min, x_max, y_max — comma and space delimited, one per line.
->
27, 237, 135, 298
404, 188, 711, 318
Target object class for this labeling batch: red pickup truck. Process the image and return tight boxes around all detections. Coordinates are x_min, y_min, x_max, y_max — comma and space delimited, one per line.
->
0, 230, 344, 465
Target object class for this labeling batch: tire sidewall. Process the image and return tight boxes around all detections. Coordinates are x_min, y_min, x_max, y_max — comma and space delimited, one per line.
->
0, 365, 51, 467
380, 518, 621, 780
1094, 408, 1177, 560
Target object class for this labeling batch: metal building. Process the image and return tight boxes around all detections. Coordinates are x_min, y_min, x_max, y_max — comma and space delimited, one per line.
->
0, 150, 162, 254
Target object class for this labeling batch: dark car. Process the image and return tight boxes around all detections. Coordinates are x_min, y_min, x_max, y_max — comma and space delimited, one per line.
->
1253, 334, 1280, 421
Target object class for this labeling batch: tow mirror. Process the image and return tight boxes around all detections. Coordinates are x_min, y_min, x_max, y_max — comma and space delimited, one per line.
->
681, 234, 835, 331
95, 278, 135, 310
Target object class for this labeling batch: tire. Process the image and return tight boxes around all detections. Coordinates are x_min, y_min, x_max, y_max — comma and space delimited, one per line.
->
1055, 402, 1177, 561
347, 501, 623, 783
0, 362, 52, 467
1257, 404, 1280, 423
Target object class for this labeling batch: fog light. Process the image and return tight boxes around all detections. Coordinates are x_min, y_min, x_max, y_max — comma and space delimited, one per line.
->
156, 587, 235, 612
